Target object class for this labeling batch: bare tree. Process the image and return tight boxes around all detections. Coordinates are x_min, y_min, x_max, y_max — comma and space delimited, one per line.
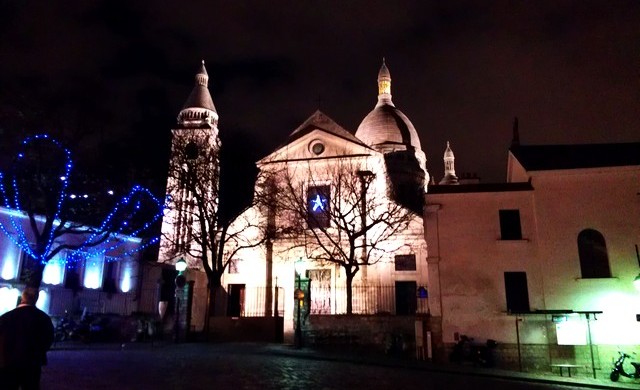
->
270, 157, 416, 314
161, 130, 268, 324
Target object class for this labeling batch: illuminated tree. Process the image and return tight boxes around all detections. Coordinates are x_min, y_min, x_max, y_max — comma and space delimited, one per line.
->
161, 131, 268, 322
270, 157, 416, 314
0, 135, 163, 288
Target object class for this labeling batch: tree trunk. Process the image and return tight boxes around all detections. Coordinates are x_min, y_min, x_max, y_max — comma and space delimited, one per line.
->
208, 276, 223, 317
345, 270, 354, 315
23, 256, 44, 289
203, 282, 212, 336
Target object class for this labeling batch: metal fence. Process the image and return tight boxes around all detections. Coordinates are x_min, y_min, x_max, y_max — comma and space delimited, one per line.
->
47, 288, 146, 317
42, 284, 426, 319
231, 286, 286, 318
310, 284, 430, 315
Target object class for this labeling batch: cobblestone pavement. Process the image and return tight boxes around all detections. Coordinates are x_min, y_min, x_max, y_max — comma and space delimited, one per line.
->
41, 342, 639, 390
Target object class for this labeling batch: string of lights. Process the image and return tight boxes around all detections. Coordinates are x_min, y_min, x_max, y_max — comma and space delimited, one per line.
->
0, 134, 165, 267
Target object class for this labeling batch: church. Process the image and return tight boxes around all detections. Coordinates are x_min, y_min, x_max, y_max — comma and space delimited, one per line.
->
160, 60, 640, 374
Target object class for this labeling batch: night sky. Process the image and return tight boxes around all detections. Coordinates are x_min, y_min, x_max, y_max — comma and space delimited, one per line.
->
0, 1, 638, 201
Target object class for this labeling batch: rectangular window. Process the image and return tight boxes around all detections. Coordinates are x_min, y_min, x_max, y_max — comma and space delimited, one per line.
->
228, 258, 240, 274
118, 259, 137, 293
0, 243, 22, 281
504, 272, 530, 313
83, 253, 105, 289
307, 185, 330, 229
394, 254, 417, 271
42, 252, 66, 286
103, 258, 118, 293
499, 209, 522, 240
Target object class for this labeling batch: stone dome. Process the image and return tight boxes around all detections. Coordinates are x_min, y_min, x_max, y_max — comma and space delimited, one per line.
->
356, 104, 422, 151
355, 59, 422, 152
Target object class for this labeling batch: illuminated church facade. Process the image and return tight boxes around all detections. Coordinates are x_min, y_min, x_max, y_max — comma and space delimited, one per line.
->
160, 60, 640, 372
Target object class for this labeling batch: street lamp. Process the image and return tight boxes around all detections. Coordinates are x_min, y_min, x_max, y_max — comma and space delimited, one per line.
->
174, 257, 187, 342
634, 245, 640, 292
175, 257, 187, 273
294, 258, 306, 348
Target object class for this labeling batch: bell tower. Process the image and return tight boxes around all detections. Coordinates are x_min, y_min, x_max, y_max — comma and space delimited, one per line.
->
159, 61, 221, 263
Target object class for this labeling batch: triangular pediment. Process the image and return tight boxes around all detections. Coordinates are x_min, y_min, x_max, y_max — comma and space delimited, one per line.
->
259, 110, 376, 165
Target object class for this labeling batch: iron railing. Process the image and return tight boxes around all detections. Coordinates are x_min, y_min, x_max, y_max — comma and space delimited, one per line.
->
309, 284, 429, 315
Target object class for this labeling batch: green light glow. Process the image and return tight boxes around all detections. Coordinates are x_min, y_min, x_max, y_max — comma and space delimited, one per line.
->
634, 274, 640, 292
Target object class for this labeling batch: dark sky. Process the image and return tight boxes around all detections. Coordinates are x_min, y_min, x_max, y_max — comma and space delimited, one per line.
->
0, 0, 638, 197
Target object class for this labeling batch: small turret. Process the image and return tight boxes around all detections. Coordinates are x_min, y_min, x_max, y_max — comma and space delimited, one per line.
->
439, 141, 459, 185
377, 58, 392, 102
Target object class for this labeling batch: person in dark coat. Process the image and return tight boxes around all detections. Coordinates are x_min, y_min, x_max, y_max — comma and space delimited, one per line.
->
0, 287, 54, 390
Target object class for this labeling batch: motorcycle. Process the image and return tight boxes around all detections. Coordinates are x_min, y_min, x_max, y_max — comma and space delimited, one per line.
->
610, 351, 640, 382
449, 334, 498, 368
54, 311, 109, 343
54, 313, 75, 342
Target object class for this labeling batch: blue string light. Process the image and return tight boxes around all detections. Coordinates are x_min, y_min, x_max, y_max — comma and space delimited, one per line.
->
0, 134, 165, 267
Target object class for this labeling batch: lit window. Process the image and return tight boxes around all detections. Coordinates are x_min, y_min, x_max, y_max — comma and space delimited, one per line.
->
42, 252, 66, 286
118, 260, 137, 293
36, 289, 50, 313
83, 253, 105, 289
577, 229, 611, 278
307, 185, 330, 229
0, 244, 21, 281
0, 286, 20, 316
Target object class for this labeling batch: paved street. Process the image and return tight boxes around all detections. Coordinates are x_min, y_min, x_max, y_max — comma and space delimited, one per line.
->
41, 342, 635, 390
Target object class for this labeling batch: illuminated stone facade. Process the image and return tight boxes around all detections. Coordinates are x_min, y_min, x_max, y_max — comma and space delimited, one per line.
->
228, 61, 429, 338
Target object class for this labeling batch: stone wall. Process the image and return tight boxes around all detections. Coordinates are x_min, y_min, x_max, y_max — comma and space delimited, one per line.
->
209, 317, 284, 343
304, 315, 434, 357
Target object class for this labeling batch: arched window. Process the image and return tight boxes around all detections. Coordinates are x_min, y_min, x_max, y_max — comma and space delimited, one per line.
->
577, 229, 611, 278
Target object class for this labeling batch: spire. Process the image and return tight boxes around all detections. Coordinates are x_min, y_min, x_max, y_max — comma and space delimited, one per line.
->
376, 58, 393, 106
511, 116, 520, 148
439, 141, 459, 185
178, 60, 218, 126
195, 59, 209, 87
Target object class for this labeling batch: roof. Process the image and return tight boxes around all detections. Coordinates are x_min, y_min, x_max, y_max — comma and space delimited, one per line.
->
183, 85, 216, 111
510, 142, 640, 171
356, 104, 421, 150
427, 182, 534, 194
182, 61, 216, 112
287, 110, 368, 147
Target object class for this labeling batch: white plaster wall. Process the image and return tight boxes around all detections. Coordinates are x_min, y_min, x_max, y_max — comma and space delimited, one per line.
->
530, 167, 640, 345
425, 189, 541, 344
426, 165, 640, 347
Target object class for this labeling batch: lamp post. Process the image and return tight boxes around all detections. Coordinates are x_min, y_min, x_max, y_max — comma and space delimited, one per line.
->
294, 258, 306, 348
634, 245, 640, 292
174, 257, 187, 342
